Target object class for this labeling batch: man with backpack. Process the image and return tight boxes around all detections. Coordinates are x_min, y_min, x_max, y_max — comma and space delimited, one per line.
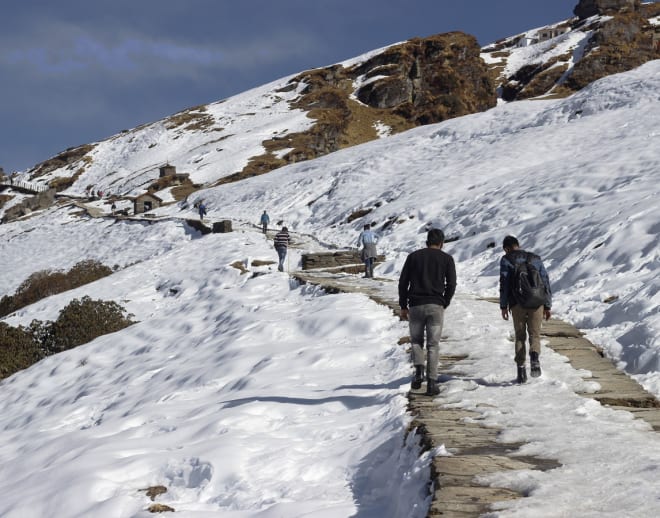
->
499, 235, 552, 384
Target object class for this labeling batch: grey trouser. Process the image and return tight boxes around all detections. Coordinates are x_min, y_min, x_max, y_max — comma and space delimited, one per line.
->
511, 305, 543, 365
409, 304, 445, 381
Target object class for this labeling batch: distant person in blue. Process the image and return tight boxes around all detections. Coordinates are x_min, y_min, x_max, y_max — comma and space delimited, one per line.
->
273, 226, 290, 272
198, 201, 207, 221
260, 210, 270, 234
357, 224, 378, 278
499, 235, 552, 384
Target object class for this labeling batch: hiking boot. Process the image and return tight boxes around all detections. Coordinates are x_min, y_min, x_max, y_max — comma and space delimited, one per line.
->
411, 366, 424, 390
516, 365, 527, 384
530, 352, 542, 378
425, 380, 440, 396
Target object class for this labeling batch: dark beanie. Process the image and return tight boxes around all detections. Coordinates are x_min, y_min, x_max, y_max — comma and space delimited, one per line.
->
427, 229, 445, 246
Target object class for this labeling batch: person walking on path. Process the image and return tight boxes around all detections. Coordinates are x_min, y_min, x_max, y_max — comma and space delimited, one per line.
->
357, 224, 378, 278
499, 235, 552, 384
398, 229, 457, 396
198, 201, 207, 221
260, 210, 270, 234
273, 226, 290, 272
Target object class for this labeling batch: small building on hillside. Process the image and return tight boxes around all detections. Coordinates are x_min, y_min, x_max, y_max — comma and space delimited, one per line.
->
538, 26, 571, 42
159, 164, 177, 178
517, 26, 570, 47
133, 192, 163, 214
158, 164, 190, 185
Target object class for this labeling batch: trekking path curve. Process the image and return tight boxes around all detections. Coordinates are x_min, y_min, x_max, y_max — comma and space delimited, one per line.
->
292, 260, 660, 517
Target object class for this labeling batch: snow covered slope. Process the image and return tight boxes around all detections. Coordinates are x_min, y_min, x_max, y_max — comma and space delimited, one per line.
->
0, 35, 659, 518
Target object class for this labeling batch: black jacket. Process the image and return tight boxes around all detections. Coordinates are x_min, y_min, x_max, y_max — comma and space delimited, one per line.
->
398, 247, 456, 309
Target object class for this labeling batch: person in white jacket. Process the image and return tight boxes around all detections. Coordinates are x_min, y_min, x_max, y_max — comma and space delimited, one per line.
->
357, 224, 378, 278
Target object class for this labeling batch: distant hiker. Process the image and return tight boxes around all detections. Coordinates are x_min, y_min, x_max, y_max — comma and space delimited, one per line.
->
111, 201, 117, 214
499, 235, 552, 384
273, 226, 290, 272
198, 202, 207, 221
398, 229, 457, 396
357, 224, 378, 278
260, 210, 270, 234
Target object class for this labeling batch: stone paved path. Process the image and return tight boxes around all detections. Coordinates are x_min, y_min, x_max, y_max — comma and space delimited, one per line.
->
292, 260, 660, 517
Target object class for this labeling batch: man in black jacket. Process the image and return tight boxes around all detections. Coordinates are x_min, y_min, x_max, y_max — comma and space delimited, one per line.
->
398, 229, 457, 396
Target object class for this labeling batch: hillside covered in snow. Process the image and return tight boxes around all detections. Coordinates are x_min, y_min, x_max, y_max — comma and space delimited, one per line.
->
0, 54, 659, 516
1, 3, 660, 515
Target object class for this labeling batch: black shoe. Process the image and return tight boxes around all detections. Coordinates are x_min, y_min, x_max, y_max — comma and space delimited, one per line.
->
516, 365, 527, 384
411, 366, 424, 390
425, 380, 440, 396
530, 352, 541, 378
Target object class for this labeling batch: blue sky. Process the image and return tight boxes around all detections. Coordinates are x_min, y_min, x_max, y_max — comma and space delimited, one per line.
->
0, 0, 577, 173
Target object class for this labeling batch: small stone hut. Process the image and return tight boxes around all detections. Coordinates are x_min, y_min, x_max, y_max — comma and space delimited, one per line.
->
159, 164, 189, 184
134, 192, 162, 214
159, 164, 177, 178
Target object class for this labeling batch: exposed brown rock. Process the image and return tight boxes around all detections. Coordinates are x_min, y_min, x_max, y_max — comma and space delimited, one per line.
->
228, 32, 496, 184
351, 32, 496, 125
574, 0, 641, 19
565, 12, 660, 91
492, 7, 659, 102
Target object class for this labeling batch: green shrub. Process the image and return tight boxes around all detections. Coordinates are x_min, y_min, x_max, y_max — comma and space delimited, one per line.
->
42, 296, 135, 354
0, 323, 43, 379
1, 296, 135, 379
66, 260, 113, 287
0, 260, 114, 318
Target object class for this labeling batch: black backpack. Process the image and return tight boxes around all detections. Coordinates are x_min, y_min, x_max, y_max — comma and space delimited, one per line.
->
512, 253, 546, 309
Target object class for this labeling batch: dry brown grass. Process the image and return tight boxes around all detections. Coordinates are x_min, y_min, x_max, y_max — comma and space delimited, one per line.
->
0, 194, 13, 208
165, 105, 215, 132
251, 259, 276, 267
142, 486, 168, 501
29, 144, 96, 180
230, 261, 249, 274
170, 182, 200, 201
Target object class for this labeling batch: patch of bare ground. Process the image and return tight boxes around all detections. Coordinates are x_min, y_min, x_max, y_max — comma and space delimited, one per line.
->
28, 144, 96, 181
165, 105, 215, 132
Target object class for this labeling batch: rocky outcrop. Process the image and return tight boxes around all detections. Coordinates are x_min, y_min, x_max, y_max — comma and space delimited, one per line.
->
574, 0, 641, 19
351, 32, 496, 124
486, 2, 659, 102
565, 11, 660, 91
1, 189, 56, 223
231, 32, 496, 182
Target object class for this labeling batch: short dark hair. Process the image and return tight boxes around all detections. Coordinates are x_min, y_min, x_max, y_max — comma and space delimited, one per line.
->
363, 224, 370, 230
426, 229, 445, 246
502, 235, 519, 249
